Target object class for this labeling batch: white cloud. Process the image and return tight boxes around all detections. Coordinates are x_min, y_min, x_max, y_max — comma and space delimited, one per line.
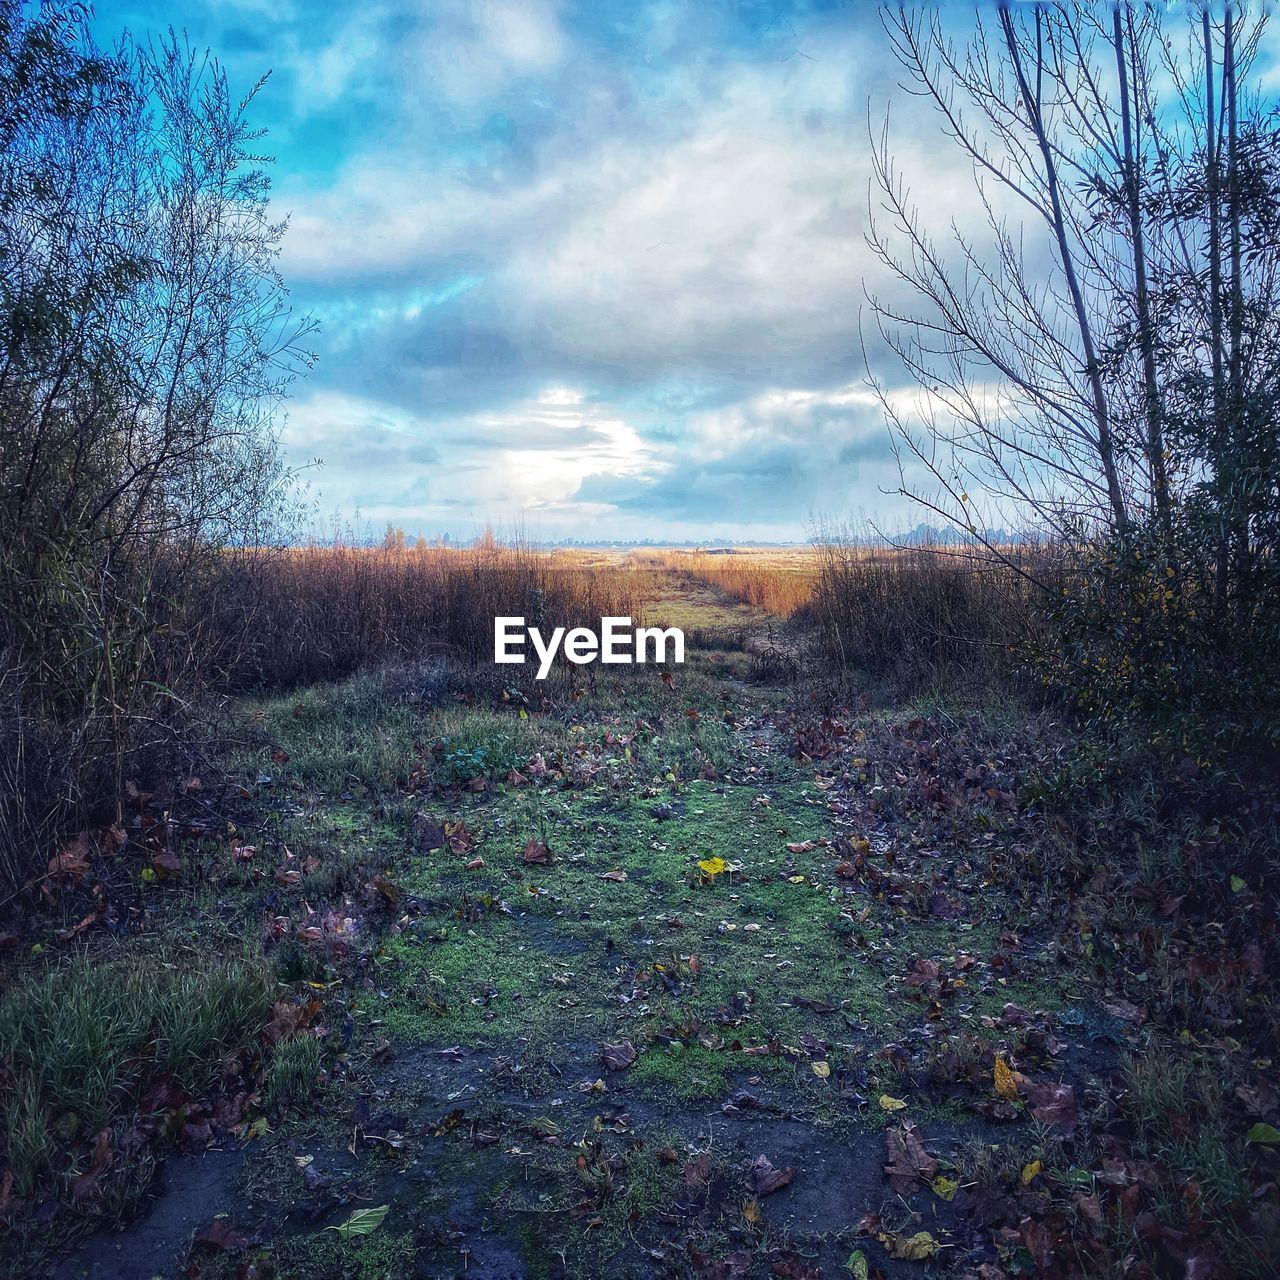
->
283, 384, 664, 531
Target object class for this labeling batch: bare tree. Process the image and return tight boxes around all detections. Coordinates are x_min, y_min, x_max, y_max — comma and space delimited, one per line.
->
0, 0, 316, 882
863, 2, 1280, 744
867, 2, 1278, 587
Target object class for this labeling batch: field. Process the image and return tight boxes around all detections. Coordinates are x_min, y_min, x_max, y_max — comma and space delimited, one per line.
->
3, 546, 1277, 1280
7, 3, 1280, 1276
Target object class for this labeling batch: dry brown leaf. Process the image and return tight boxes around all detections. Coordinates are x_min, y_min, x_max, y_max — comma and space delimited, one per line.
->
749, 1154, 796, 1196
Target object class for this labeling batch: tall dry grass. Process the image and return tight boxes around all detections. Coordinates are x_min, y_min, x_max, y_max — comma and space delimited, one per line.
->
808, 541, 1059, 690
204, 542, 646, 690
634, 548, 818, 617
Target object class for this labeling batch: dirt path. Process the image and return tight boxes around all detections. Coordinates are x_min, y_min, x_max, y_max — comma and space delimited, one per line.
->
43, 573, 1119, 1280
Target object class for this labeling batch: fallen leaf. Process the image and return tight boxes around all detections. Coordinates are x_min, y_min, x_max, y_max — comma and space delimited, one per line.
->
1246, 1122, 1280, 1146
445, 821, 473, 856
602, 1040, 637, 1071
845, 1250, 869, 1280
599, 869, 628, 882
1103, 998, 1145, 1025
70, 1128, 113, 1206
1021, 1159, 1042, 1185
56, 907, 104, 943
878, 1230, 938, 1261
152, 849, 183, 877
722, 1089, 762, 1114
48, 833, 92, 886
811, 1061, 831, 1079
195, 1218, 250, 1252
750, 1154, 796, 1196
264, 998, 321, 1047
1024, 1080, 1076, 1130
432, 1108, 465, 1137
522, 838, 550, 865
884, 1123, 937, 1196
325, 1204, 389, 1240
878, 1094, 907, 1111
768, 1249, 821, 1279
993, 1054, 1019, 1102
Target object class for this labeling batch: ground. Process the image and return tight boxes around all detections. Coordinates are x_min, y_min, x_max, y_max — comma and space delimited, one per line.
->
4, 567, 1277, 1280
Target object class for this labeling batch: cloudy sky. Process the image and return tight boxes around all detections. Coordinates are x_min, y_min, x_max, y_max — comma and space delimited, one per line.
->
90, 1, 1279, 543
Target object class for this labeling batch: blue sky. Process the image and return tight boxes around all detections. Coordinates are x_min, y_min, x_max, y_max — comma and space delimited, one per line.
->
89, 1, 1280, 543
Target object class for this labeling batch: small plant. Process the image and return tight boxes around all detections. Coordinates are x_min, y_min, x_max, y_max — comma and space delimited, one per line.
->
442, 741, 512, 783
264, 1034, 323, 1113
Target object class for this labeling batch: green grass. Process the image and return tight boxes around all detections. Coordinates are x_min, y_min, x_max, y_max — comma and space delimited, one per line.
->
628, 1041, 737, 1100
268, 1228, 420, 1280
0, 954, 270, 1198
265, 1033, 324, 1114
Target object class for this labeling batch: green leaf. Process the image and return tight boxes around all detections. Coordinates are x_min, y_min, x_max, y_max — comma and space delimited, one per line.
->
845, 1250, 869, 1279
1230, 875, 1247, 893
879, 1230, 939, 1261
1246, 1123, 1280, 1146
931, 1174, 959, 1201
325, 1205, 390, 1240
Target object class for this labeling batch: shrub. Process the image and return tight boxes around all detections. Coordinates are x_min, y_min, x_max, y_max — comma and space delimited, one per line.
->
0, 2, 313, 887
1031, 528, 1280, 756
808, 540, 1053, 693
203, 542, 644, 691
264, 1034, 323, 1114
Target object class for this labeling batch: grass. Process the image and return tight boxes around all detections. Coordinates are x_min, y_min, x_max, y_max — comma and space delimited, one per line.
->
4, 553, 1276, 1279
808, 539, 1057, 691
267, 1227, 420, 1280
264, 1033, 324, 1114
211, 541, 647, 690
0, 954, 270, 1198
633, 547, 819, 619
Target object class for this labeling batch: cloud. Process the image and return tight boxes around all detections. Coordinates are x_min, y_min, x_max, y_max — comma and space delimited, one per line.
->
98, 0, 1279, 539
283, 383, 662, 534
577, 383, 908, 528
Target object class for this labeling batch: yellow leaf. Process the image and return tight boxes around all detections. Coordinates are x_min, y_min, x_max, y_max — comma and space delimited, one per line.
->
698, 857, 727, 877
878, 1230, 938, 1261
811, 1060, 831, 1078
994, 1054, 1019, 1102
788, 874, 806, 884
931, 1175, 958, 1201
741, 1197, 762, 1226
1021, 1159, 1042, 1185
846, 1250, 869, 1280
878, 1094, 907, 1111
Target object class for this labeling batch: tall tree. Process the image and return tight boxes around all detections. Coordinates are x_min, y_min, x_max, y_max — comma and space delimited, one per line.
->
0, 0, 314, 881
869, 2, 1280, 743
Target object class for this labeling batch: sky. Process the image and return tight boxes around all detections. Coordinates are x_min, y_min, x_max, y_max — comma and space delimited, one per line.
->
88, 1, 1280, 544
